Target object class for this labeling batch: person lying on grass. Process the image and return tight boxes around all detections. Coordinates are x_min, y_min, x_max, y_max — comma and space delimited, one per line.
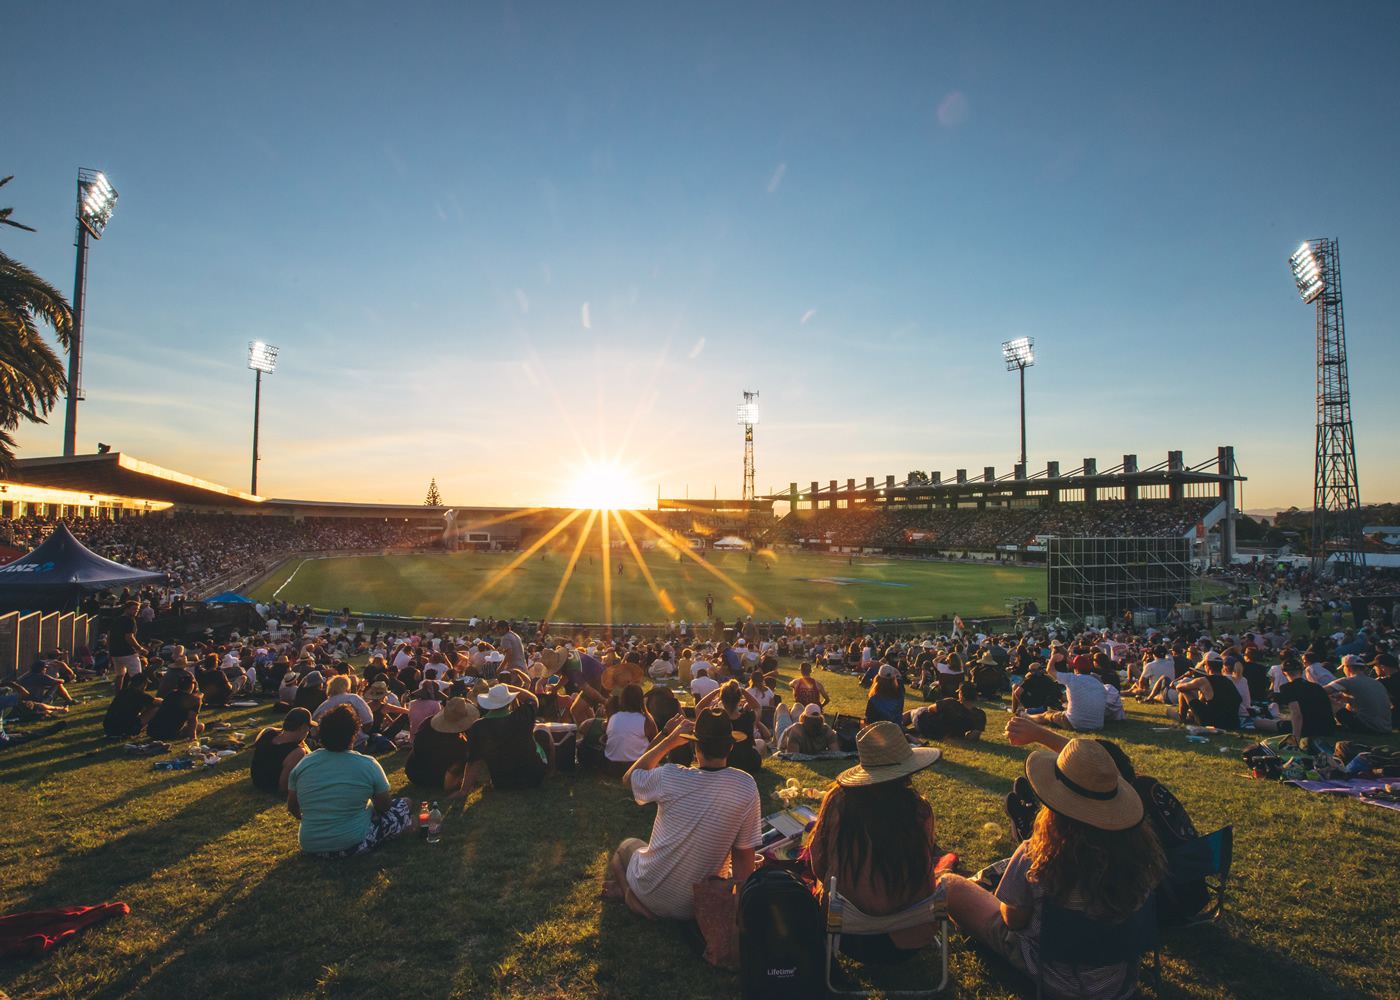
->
904, 682, 986, 741
287, 704, 414, 859
775, 702, 838, 754
251, 707, 312, 796
604, 708, 761, 920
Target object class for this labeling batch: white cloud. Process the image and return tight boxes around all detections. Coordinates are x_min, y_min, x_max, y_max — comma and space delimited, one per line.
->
581, 302, 591, 329
937, 91, 969, 127
688, 336, 706, 359
800, 309, 816, 324
767, 163, 787, 193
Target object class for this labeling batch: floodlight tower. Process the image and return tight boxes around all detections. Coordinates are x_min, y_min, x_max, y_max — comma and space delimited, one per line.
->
737, 390, 760, 502
63, 169, 118, 456
1002, 337, 1035, 469
1290, 239, 1364, 577
248, 341, 279, 495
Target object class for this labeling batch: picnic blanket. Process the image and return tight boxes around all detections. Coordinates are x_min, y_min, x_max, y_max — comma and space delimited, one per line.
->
1284, 778, 1400, 812
0, 903, 130, 958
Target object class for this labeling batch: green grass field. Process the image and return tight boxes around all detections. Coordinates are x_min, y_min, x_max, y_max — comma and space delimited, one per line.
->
248, 551, 1046, 623
1, 662, 1394, 1000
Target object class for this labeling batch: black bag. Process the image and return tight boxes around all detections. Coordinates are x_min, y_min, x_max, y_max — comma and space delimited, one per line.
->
832, 713, 864, 753
737, 868, 823, 999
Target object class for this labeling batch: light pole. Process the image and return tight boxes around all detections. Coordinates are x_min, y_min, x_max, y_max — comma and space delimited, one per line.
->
63, 169, 118, 456
1002, 337, 1035, 469
248, 341, 279, 494
737, 390, 760, 502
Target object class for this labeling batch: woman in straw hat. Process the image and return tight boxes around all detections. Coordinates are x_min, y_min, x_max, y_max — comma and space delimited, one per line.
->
809, 722, 943, 965
405, 696, 479, 800
943, 738, 1166, 998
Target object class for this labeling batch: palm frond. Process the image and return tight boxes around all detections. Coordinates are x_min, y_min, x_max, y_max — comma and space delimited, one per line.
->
0, 250, 73, 346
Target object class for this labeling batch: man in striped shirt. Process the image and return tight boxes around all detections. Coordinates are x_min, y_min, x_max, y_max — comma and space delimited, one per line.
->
603, 708, 762, 920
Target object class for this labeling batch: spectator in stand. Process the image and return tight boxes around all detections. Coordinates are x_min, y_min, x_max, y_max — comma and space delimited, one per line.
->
809, 721, 943, 965
1020, 655, 1105, 732
251, 708, 312, 796
405, 697, 478, 798
603, 708, 761, 920
287, 705, 413, 858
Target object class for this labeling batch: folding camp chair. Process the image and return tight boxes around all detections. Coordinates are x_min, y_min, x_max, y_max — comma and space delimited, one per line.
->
1164, 825, 1233, 927
0, 691, 18, 740
1037, 891, 1159, 1000
825, 876, 949, 996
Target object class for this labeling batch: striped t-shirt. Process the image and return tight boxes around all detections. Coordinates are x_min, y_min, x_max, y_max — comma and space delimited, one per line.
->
626, 764, 762, 920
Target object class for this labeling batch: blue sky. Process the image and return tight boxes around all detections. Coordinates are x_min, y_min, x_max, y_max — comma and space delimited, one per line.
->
3, 2, 1397, 510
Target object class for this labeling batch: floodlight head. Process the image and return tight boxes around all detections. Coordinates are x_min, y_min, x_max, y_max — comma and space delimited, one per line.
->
248, 341, 279, 374
1002, 336, 1034, 370
76, 168, 117, 239
736, 390, 760, 426
1290, 241, 1325, 303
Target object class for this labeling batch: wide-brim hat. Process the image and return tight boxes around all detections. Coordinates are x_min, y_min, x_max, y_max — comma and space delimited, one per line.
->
679, 707, 746, 745
837, 722, 941, 787
478, 683, 514, 711
1024, 739, 1142, 831
921, 640, 936, 649
431, 697, 480, 733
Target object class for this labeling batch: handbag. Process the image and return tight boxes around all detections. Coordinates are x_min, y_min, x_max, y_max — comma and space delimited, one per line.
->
692, 877, 740, 970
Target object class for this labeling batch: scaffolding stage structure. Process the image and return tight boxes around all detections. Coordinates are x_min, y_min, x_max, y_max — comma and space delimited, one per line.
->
1046, 536, 1192, 621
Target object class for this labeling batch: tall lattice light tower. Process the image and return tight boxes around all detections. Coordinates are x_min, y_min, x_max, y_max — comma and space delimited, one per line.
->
1290, 239, 1365, 577
737, 390, 759, 502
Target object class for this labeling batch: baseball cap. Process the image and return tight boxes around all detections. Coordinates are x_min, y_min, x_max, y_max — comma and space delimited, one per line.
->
877, 663, 899, 680
1368, 652, 1398, 670
801, 703, 823, 719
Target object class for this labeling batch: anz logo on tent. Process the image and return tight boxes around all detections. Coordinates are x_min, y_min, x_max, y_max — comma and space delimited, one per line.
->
0, 562, 55, 574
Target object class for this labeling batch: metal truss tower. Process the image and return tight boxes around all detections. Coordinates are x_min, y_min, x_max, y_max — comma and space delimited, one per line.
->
1291, 238, 1365, 577
737, 390, 759, 502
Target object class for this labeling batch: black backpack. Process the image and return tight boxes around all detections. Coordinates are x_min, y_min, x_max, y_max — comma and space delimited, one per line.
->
737, 868, 823, 999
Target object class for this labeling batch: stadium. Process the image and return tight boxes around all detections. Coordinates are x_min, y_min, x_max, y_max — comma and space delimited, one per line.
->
6, 9, 1400, 1000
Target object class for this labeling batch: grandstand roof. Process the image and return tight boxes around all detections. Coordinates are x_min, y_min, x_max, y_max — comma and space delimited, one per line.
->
658, 498, 774, 513
17, 453, 263, 507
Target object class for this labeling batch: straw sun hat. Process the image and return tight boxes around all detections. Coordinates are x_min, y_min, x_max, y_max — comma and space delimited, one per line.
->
1024, 739, 1142, 831
430, 697, 480, 734
837, 722, 941, 787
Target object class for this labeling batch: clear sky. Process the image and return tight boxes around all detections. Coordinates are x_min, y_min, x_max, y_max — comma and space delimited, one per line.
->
3, 3, 1397, 512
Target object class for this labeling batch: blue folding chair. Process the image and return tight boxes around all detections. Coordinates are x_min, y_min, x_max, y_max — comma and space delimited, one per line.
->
1164, 825, 1233, 927
1036, 892, 1159, 1000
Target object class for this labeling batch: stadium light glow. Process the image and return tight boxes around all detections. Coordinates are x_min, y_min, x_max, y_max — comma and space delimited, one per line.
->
736, 398, 760, 425
1002, 336, 1035, 370
248, 340, 279, 373
1290, 241, 1325, 303
76, 169, 117, 238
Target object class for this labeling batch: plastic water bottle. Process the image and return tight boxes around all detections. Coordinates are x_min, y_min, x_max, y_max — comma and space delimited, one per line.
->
418, 800, 431, 837
426, 802, 442, 844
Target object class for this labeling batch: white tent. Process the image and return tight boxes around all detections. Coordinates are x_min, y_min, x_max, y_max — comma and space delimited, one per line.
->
713, 535, 751, 551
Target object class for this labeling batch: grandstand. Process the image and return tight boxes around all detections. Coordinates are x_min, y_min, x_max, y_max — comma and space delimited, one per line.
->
769, 447, 1243, 560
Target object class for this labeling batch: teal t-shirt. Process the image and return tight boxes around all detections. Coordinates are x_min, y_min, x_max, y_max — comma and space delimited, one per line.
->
288, 748, 391, 853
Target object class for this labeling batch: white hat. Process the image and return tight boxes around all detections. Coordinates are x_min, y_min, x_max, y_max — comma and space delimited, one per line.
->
877, 663, 898, 680
477, 683, 514, 711
485, 650, 504, 663
736, 639, 747, 647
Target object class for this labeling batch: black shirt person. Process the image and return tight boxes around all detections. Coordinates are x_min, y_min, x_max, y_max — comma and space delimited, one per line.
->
462, 683, 552, 791
1254, 661, 1336, 739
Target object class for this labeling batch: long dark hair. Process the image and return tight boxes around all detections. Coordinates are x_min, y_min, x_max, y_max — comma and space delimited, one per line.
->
1027, 808, 1166, 923
819, 779, 934, 896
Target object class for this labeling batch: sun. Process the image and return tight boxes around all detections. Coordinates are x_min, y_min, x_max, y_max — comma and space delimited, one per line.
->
563, 460, 641, 510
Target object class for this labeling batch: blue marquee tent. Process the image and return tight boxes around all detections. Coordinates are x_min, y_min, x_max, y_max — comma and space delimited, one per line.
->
0, 523, 167, 613
204, 590, 253, 604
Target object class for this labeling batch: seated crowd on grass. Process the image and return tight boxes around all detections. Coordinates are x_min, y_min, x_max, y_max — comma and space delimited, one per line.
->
11, 587, 1396, 1000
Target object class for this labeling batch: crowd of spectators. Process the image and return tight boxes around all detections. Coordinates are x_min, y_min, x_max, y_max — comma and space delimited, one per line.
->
773, 498, 1222, 552
0, 514, 431, 595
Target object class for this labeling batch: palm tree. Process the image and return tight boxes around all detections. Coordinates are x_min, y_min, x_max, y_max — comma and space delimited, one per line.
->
0, 175, 74, 475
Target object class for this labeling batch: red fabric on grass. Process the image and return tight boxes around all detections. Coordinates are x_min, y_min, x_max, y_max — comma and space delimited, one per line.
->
0, 903, 130, 958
